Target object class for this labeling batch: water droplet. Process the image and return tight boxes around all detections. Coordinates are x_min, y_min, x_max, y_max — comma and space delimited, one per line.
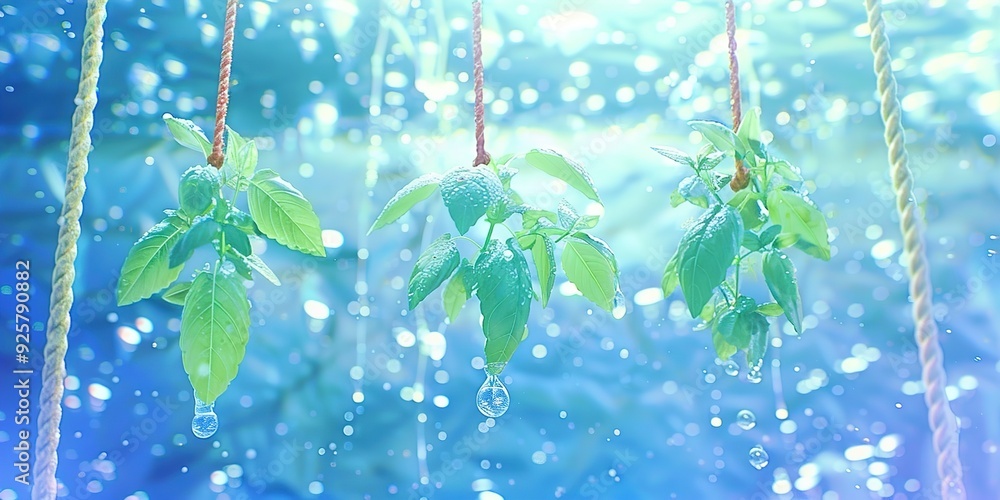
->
192, 398, 219, 439
748, 445, 769, 469
724, 360, 739, 376
476, 373, 510, 418
611, 290, 626, 320
502, 249, 514, 260
747, 369, 762, 384
736, 409, 756, 430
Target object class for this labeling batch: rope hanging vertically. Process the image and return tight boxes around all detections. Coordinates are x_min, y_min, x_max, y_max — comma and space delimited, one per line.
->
725, 0, 749, 191
864, 1, 965, 498
471, 0, 490, 167
207, 0, 239, 169
33, 0, 108, 498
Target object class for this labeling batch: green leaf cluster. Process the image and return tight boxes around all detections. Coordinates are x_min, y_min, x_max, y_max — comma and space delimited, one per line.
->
655, 107, 830, 368
116, 115, 326, 404
371, 149, 622, 373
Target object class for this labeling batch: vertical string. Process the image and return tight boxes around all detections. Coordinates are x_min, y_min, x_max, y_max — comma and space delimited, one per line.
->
33, 0, 108, 498
207, 0, 239, 169
864, 1, 965, 497
472, 0, 490, 167
726, 0, 749, 191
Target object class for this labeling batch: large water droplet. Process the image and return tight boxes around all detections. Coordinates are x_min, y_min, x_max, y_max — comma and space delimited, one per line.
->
736, 409, 756, 430
476, 373, 510, 418
723, 360, 739, 377
748, 445, 769, 469
747, 368, 762, 384
612, 290, 626, 320
192, 398, 219, 439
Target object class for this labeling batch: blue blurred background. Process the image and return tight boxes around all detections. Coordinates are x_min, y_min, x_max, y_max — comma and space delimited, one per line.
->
1, 0, 999, 498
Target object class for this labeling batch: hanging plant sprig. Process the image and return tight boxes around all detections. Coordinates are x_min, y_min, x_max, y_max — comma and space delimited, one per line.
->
369, 0, 624, 419
653, 0, 831, 381
115, 0, 325, 439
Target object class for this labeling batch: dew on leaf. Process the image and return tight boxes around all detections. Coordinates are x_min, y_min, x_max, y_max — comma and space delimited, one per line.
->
612, 290, 626, 319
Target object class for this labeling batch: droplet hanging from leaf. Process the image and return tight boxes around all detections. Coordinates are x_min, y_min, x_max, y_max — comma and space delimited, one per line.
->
476, 373, 510, 418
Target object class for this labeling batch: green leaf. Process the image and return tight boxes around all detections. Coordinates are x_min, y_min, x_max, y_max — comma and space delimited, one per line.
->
697, 150, 726, 171
476, 239, 533, 367
576, 215, 600, 230
677, 205, 743, 317
562, 235, 619, 311
163, 114, 212, 158
442, 260, 471, 322
772, 159, 802, 182
179, 267, 251, 404
518, 233, 556, 307
762, 250, 804, 334
689, 120, 740, 156
248, 169, 326, 257
221, 223, 251, 257
661, 248, 680, 295
178, 165, 221, 218
651, 146, 695, 168
715, 310, 749, 349
523, 148, 601, 204
766, 189, 830, 260
226, 251, 254, 281
741, 231, 762, 251
759, 225, 782, 247
369, 173, 443, 233
408, 234, 460, 310
669, 190, 686, 208
736, 107, 762, 148
677, 175, 711, 208
728, 190, 766, 231
757, 302, 784, 316
522, 209, 557, 230
244, 253, 280, 286
746, 313, 770, 368
117, 215, 190, 306
169, 218, 221, 268
439, 165, 504, 235
490, 152, 516, 168
556, 199, 581, 229
712, 326, 738, 360
161, 281, 192, 306
227, 208, 261, 236
221, 126, 257, 190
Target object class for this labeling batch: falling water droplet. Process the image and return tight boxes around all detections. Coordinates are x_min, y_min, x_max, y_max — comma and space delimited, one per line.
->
736, 409, 756, 430
476, 373, 510, 418
747, 368, 762, 384
191, 398, 219, 439
724, 360, 739, 376
748, 445, 769, 469
611, 290, 626, 320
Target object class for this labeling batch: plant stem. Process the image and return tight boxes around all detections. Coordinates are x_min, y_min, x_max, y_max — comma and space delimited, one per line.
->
455, 235, 482, 250
484, 222, 496, 244
733, 255, 742, 302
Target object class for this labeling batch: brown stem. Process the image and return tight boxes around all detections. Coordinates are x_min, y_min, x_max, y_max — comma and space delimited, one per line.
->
726, 0, 749, 192
472, 0, 490, 167
207, 0, 239, 169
